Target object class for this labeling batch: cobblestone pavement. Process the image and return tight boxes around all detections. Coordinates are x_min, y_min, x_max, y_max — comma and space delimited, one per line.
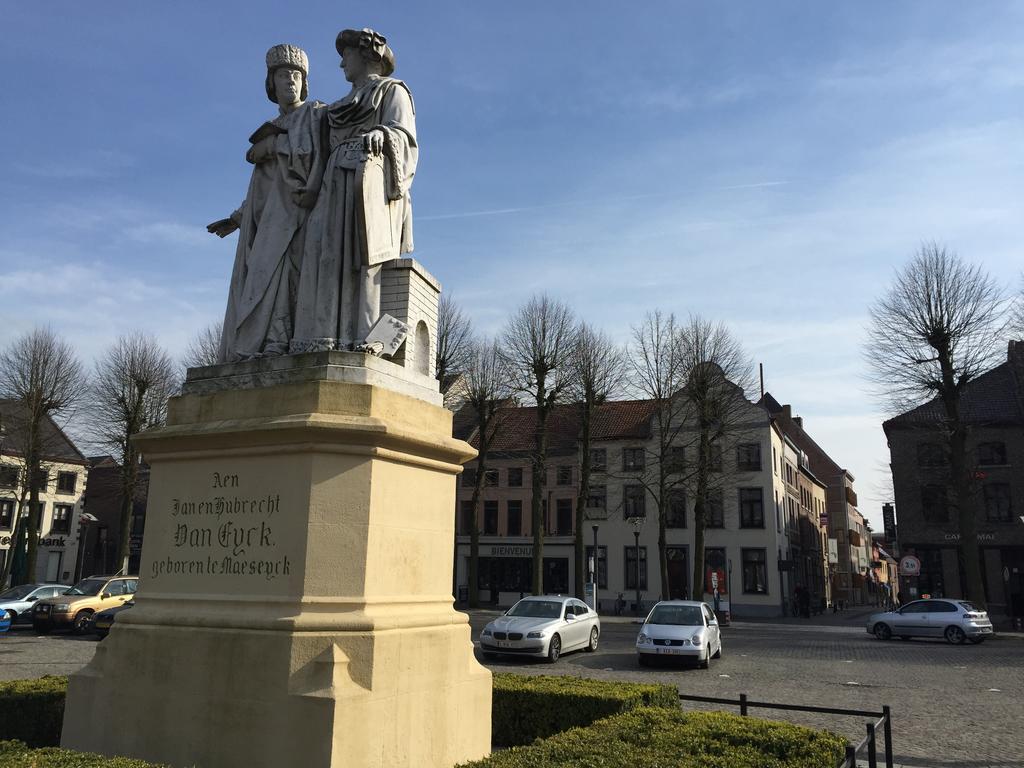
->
2, 616, 1020, 767
0, 626, 97, 682
470, 611, 1024, 768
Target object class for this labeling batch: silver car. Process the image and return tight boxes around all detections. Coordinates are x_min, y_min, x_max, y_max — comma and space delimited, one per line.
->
0, 583, 68, 625
636, 600, 723, 668
479, 595, 601, 663
866, 599, 994, 644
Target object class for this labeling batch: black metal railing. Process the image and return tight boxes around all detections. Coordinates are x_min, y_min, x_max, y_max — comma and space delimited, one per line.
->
678, 693, 893, 768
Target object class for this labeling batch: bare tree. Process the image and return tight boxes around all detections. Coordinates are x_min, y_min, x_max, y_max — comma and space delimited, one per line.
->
91, 332, 177, 574
570, 322, 624, 600
1012, 272, 1024, 338
867, 244, 1008, 605
503, 294, 577, 595
183, 321, 223, 369
436, 294, 474, 406
676, 316, 755, 602
623, 311, 690, 602
461, 338, 512, 608
0, 328, 86, 584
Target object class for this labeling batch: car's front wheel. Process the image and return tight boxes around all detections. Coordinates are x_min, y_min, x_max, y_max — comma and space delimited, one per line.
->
73, 610, 94, 635
546, 634, 561, 663
585, 627, 599, 652
944, 625, 966, 645
699, 645, 711, 669
873, 622, 892, 641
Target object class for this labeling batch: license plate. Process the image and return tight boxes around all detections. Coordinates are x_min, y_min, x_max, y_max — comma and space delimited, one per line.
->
657, 647, 679, 655
980, 627, 992, 633
498, 641, 511, 648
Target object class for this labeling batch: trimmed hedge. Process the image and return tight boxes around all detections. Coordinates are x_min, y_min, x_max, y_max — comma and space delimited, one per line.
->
461, 707, 848, 768
491, 673, 678, 747
0, 676, 68, 747
0, 741, 166, 767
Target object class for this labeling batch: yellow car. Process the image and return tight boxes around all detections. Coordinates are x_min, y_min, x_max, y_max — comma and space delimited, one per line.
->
32, 575, 138, 634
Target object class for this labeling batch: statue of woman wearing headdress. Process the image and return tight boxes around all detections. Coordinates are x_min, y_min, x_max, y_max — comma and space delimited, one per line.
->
291, 28, 418, 353
208, 44, 326, 363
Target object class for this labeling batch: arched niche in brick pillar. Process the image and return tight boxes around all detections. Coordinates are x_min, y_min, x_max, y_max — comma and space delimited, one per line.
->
415, 321, 430, 376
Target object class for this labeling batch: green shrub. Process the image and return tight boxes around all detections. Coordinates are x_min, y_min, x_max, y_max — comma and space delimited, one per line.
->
0, 676, 68, 747
0, 741, 167, 767
462, 707, 847, 768
491, 674, 678, 747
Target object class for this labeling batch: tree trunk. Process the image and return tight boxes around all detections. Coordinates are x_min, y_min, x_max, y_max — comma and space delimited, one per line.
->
574, 409, 591, 600
531, 381, 548, 596
467, 449, 488, 609
0, 478, 28, 587
116, 452, 138, 574
691, 429, 710, 601
24, 448, 41, 582
938, 346, 986, 605
657, 466, 669, 601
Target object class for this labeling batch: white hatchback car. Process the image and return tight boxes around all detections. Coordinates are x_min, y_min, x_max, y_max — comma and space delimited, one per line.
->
866, 598, 994, 644
636, 600, 722, 668
479, 595, 600, 663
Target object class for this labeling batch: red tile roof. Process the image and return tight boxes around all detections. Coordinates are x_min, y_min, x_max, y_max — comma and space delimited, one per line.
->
458, 399, 659, 452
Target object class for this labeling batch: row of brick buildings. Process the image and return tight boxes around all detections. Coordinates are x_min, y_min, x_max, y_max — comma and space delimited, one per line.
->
451, 384, 871, 618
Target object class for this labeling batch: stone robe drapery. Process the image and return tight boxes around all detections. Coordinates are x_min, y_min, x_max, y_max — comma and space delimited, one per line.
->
291, 76, 417, 351
219, 100, 325, 363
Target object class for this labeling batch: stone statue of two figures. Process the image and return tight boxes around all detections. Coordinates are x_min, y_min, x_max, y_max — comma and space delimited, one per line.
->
208, 29, 417, 364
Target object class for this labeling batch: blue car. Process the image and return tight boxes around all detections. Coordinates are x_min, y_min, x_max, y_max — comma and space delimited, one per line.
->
0, 609, 11, 634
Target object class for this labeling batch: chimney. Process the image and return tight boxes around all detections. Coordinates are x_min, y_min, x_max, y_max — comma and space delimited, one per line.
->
782, 404, 792, 420
793, 416, 803, 429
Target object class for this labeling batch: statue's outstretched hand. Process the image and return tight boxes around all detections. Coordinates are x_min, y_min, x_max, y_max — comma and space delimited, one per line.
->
364, 129, 385, 155
207, 218, 240, 238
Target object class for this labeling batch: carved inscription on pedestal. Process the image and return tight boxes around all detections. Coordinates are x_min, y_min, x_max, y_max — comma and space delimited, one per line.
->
149, 472, 291, 582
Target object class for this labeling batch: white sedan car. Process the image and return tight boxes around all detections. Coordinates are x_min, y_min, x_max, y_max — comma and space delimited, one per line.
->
636, 600, 722, 668
479, 595, 601, 663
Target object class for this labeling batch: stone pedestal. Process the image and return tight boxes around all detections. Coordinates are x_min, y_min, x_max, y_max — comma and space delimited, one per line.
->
61, 353, 492, 768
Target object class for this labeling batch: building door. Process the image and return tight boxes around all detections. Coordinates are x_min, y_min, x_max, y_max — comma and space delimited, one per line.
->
666, 546, 688, 599
45, 551, 62, 582
543, 558, 569, 595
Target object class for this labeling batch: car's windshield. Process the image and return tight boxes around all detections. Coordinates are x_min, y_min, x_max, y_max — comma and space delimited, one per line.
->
507, 600, 562, 619
646, 605, 704, 626
65, 579, 106, 597
0, 585, 35, 601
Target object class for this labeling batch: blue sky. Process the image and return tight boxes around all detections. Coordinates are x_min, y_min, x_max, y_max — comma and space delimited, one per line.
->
2, 3, 1022, 527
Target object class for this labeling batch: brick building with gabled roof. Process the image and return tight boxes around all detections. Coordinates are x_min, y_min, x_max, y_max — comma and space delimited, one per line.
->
758, 392, 871, 607
453, 390, 828, 618
0, 399, 89, 585
883, 340, 1024, 616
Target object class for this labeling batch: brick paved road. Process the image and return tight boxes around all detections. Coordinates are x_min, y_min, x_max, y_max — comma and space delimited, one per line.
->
0, 626, 97, 682
2, 617, 1021, 767
470, 614, 1024, 768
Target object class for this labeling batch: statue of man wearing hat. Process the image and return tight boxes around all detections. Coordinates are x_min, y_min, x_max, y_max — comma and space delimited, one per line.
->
291, 28, 418, 353
208, 44, 326, 363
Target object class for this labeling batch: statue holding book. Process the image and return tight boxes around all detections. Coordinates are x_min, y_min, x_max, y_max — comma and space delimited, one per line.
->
208, 43, 325, 363
209, 29, 420, 363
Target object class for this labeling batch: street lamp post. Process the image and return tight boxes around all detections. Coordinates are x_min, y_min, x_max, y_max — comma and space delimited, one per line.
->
591, 524, 599, 611
627, 515, 645, 617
